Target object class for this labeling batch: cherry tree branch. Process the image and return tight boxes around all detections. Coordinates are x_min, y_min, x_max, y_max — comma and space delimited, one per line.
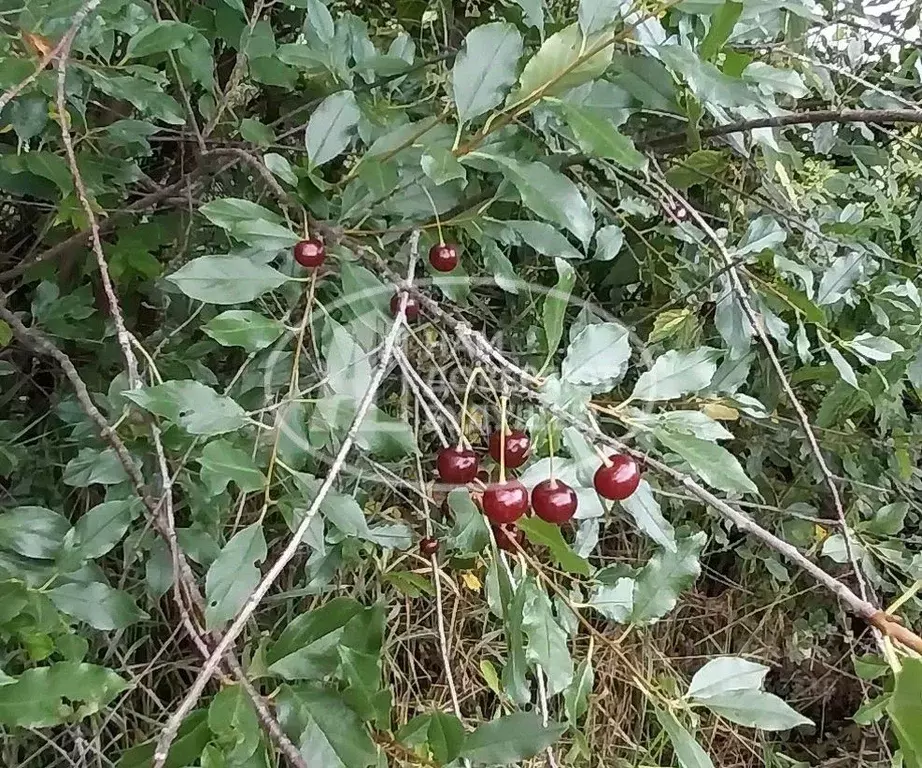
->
152, 231, 422, 767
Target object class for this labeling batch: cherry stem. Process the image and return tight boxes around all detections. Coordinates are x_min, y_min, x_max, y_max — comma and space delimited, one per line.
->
420, 184, 444, 247
499, 394, 508, 484
548, 422, 556, 484
593, 444, 612, 467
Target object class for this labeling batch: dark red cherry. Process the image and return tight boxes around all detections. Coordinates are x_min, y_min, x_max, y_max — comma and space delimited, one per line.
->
531, 479, 578, 524
428, 243, 459, 272
293, 238, 325, 268
493, 524, 524, 553
488, 430, 530, 469
437, 446, 479, 484
420, 537, 439, 555
593, 454, 641, 500
482, 480, 529, 524
390, 292, 420, 321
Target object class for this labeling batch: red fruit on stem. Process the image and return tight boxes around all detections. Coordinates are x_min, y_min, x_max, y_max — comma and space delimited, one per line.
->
293, 238, 325, 268
428, 243, 459, 272
488, 430, 530, 469
593, 454, 641, 500
437, 446, 479, 484
420, 537, 439, 555
390, 292, 421, 321
493, 524, 524, 553
531, 479, 578, 524
482, 480, 529, 524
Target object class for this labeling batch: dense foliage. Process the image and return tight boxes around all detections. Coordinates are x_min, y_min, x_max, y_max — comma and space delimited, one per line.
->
2, 0, 922, 766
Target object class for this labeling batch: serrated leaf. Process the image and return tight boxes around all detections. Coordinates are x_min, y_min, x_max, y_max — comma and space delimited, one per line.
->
697, 690, 812, 730
124, 380, 247, 436
521, 577, 573, 694
228, 218, 301, 249
305, 91, 361, 167
631, 348, 719, 401
168, 255, 289, 304
452, 22, 523, 123
512, 23, 614, 101
656, 431, 757, 495
48, 583, 147, 630
68, 499, 142, 560
619, 480, 676, 551
594, 224, 623, 261
588, 578, 634, 622
204, 523, 267, 629
578, 0, 625, 36
518, 517, 591, 576
559, 103, 646, 169
203, 310, 285, 351
489, 156, 594, 245
561, 321, 631, 390
630, 533, 704, 623
200, 198, 283, 230
198, 439, 266, 496
0, 506, 70, 559
654, 707, 716, 768
0, 663, 128, 728
461, 712, 566, 765
686, 657, 768, 699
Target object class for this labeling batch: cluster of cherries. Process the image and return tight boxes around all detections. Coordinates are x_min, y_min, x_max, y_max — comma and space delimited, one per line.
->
293, 239, 643, 556
294, 237, 458, 323
421, 429, 642, 556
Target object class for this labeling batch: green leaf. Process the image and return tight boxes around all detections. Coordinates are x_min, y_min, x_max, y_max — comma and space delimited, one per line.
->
0, 663, 127, 728
203, 310, 285, 351
63, 448, 130, 487
845, 333, 904, 363
561, 321, 631, 391
127, 21, 197, 58
324, 318, 373, 402
305, 91, 361, 167
276, 684, 377, 768
823, 343, 859, 388
265, 153, 299, 186
588, 578, 634, 622
268, 598, 364, 680
421, 147, 467, 185
240, 118, 274, 147
578, 0, 624, 36
887, 658, 922, 765
8, 95, 47, 141
631, 348, 719, 401
146, 539, 173, 599
559, 103, 646, 169
630, 533, 705, 623
0, 506, 70, 559
461, 712, 566, 765
512, 23, 614, 101
699, 1, 742, 60
697, 690, 812, 730
383, 570, 434, 598
452, 22, 523, 123
124, 380, 247, 436
116, 710, 211, 768
686, 657, 768, 699
229, 218, 302, 250
654, 707, 716, 768
204, 523, 267, 629
208, 685, 261, 763
665, 150, 728, 189
427, 711, 465, 765
48, 582, 146, 631
543, 258, 577, 362
863, 502, 909, 536
0, 319, 10, 347
518, 518, 591, 576
447, 488, 490, 554
655, 431, 758, 495
306, 0, 334, 44
198, 439, 266, 496
488, 155, 594, 245
168, 255, 289, 304
483, 240, 520, 294
509, 220, 583, 260
619, 480, 676, 551
594, 224, 624, 261
629, 410, 733, 442
520, 577, 573, 694
564, 657, 594, 724
68, 499, 142, 560
200, 198, 283, 230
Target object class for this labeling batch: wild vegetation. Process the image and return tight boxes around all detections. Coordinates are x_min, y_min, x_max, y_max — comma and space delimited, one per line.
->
1, 0, 922, 766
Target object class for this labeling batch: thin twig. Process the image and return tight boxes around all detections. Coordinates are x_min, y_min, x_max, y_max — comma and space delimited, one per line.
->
152, 231, 422, 767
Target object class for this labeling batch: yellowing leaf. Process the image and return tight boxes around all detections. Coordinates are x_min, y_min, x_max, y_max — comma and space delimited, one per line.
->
702, 403, 739, 421
461, 571, 482, 591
